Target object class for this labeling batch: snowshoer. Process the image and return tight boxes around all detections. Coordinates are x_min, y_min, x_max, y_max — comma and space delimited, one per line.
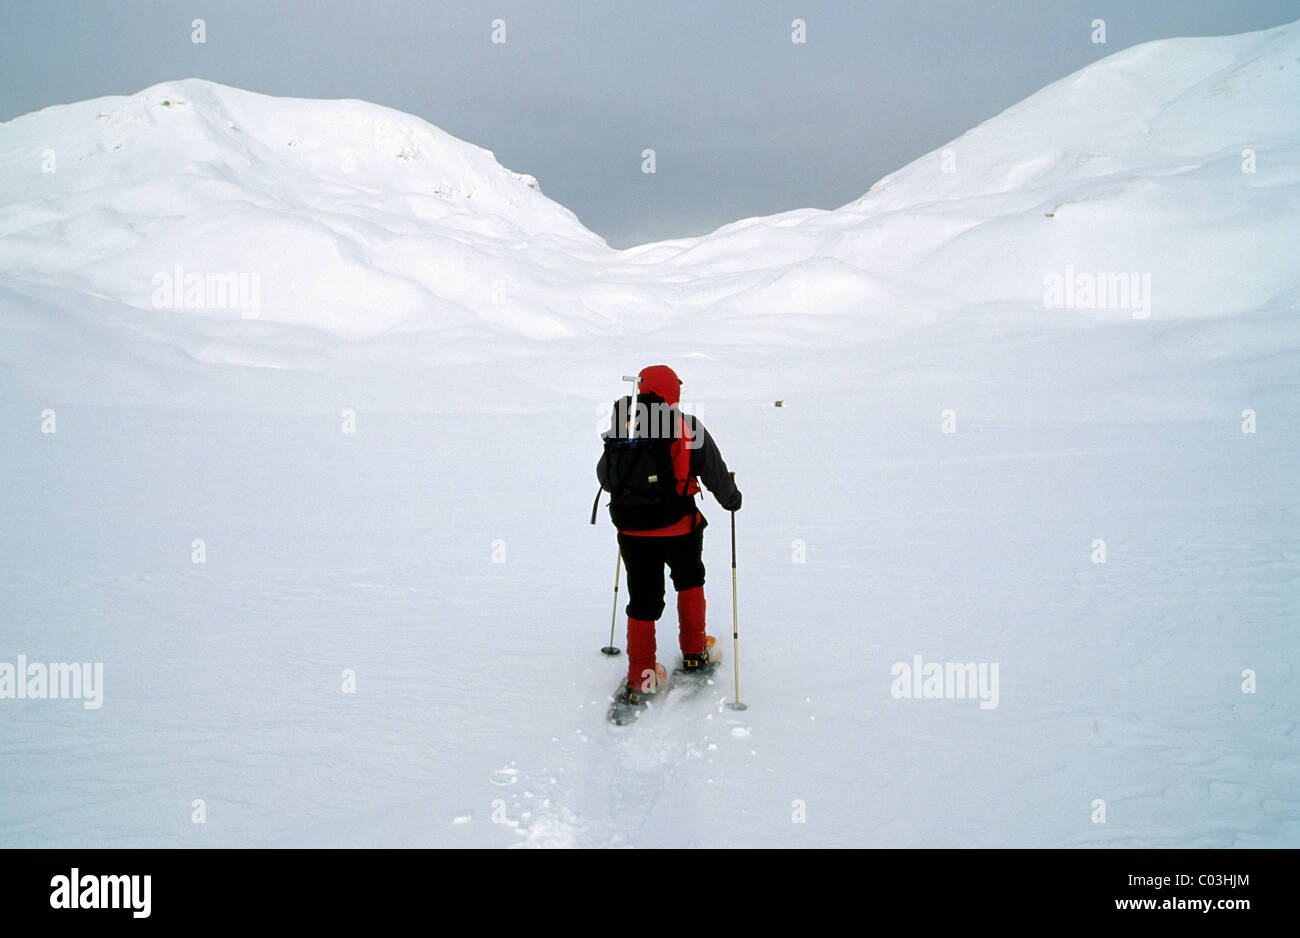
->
597, 364, 742, 716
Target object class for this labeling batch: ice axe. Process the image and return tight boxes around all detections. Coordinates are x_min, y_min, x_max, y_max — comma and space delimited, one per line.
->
621, 374, 641, 438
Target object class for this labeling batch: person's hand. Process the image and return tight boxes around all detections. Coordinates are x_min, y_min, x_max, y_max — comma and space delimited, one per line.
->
721, 490, 742, 512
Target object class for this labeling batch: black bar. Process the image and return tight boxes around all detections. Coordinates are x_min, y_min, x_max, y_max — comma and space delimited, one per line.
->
2, 848, 1287, 925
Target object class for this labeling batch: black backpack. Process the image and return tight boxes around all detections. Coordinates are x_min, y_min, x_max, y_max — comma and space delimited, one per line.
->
598, 393, 695, 531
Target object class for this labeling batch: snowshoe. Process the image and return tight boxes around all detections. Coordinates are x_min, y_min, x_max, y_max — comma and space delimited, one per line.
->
606, 663, 667, 726
674, 635, 721, 686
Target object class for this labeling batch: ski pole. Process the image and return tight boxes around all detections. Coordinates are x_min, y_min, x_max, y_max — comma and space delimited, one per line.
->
601, 544, 623, 656
728, 471, 746, 710
601, 375, 640, 655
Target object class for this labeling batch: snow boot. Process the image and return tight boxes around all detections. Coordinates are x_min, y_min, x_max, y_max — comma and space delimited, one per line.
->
609, 662, 668, 725
623, 663, 668, 702
680, 635, 720, 678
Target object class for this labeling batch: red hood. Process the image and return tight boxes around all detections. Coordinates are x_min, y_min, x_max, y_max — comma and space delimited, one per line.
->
638, 364, 681, 406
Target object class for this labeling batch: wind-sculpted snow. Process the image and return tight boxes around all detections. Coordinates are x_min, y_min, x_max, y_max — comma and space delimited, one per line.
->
1, 19, 1297, 372
0, 23, 1297, 848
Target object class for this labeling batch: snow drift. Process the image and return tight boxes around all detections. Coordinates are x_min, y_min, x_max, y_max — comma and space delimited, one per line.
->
0, 20, 1296, 376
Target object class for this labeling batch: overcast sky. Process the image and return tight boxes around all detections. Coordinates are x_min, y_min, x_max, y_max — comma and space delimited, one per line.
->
2, 0, 1296, 247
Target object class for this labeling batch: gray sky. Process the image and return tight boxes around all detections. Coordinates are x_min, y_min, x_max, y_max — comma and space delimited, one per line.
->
2, 0, 1296, 247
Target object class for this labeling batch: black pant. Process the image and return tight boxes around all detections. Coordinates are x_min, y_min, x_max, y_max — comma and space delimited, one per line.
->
618, 526, 706, 621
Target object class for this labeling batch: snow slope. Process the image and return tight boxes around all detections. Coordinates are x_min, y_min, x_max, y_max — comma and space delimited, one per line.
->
0, 21, 1297, 847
